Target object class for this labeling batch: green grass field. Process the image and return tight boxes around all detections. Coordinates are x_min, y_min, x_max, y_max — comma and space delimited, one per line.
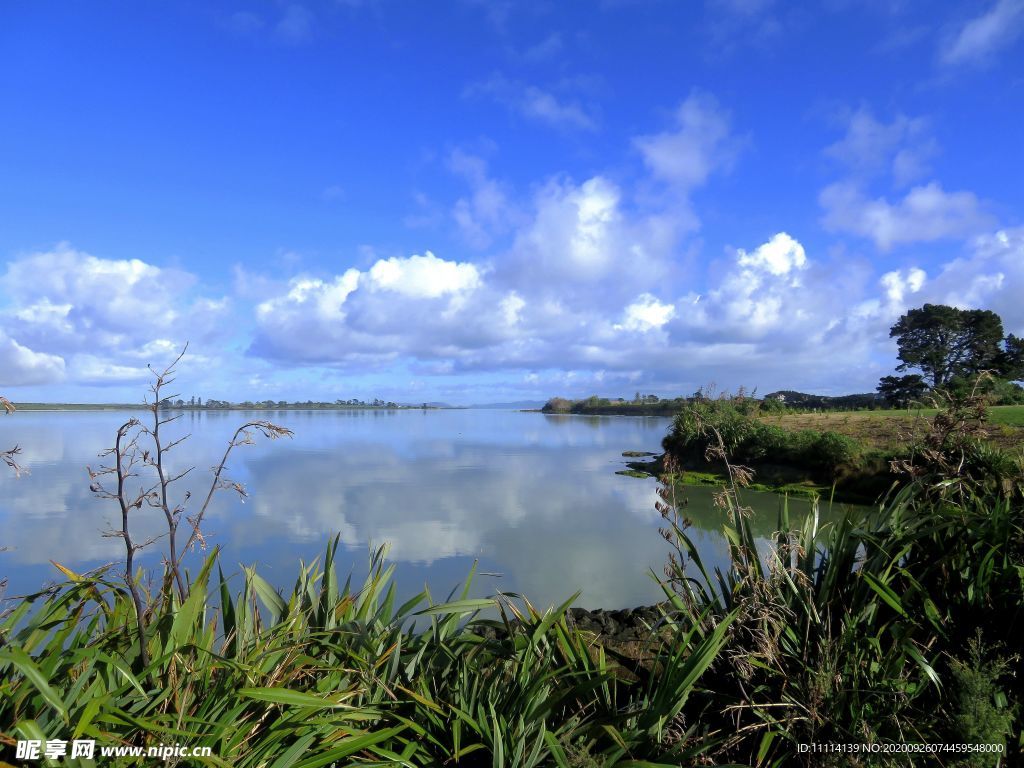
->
762, 405, 1024, 452
989, 404, 1024, 426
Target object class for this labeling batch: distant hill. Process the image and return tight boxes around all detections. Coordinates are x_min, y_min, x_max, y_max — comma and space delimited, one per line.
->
763, 390, 883, 410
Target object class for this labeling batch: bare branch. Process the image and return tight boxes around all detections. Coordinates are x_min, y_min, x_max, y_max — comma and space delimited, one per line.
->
2, 445, 25, 477
181, 420, 293, 556
1, 397, 26, 477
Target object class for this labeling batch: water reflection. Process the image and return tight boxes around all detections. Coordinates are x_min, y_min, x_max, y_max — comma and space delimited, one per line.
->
0, 409, 849, 609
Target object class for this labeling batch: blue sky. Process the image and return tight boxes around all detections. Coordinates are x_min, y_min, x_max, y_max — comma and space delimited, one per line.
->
1, 0, 1023, 404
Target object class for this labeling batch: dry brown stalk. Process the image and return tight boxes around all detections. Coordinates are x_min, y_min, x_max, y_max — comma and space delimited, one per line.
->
87, 345, 293, 667
89, 418, 152, 668
1, 396, 25, 477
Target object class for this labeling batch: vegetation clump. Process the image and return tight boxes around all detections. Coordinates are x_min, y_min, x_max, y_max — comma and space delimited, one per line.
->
663, 394, 861, 479
542, 394, 691, 416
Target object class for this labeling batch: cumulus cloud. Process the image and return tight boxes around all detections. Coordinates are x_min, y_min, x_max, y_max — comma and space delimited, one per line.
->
677, 232, 816, 341
466, 74, 597, 131
941, 0, 1024, 66
509, 177, 622, 278
497, 174, 684, 305
926, 228, 1024, 331
736, 231, 807, 276
15, 91, 1012, 401
367, 253, 481, 298
0, 330, 66, 387
249, 95, 738, 379
2, 243, 226, 354
0, 244, 229, 384
853, 267, 928, 323
851, 230, 1024, 344
615, 294, 676, 332
251, 252, 511, 366
249, 226, 911, 396
820, 181, 991, 250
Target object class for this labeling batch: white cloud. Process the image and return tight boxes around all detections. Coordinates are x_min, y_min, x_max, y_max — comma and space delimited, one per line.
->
615, 294, 676, 332
449, 150, 515, 248
0, 330, 66, 387
500, 292, 526, 325
927, 228, 1024, 331
852, 229, 1024, 338
505, 176, 623, 281
504, 173, 689, 296
251, 252, 508, 366
736, 232, 806, 276
825, 107, 936, 186
71, 356, 152, 385
881, 267, 927, 304
1, 244, 228, 376
820, 181, 990, 250
467, 74, 597, 131
246, 220, 1024, 398
634, 92, 738, 191
941, 0, 1024, 66
678, 232, 815, 340
366, 252, 481, 298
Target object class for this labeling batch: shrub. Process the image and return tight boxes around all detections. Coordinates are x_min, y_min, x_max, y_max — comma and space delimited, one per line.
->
809, 430, 859, 471
663, 398, 861, 478
988, 377, 1024, 405
947, 636, 1018, 765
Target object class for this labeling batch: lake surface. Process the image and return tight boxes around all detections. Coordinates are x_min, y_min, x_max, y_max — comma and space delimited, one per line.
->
0, 408, 835, 609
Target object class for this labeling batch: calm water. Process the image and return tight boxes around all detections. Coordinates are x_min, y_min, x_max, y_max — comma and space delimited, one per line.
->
1, 408, 831, 609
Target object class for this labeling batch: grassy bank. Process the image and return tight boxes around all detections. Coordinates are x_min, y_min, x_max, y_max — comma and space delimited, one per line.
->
621, 396, 1022, 503
2, 395, 1022, 766
762, 404, 1024, 452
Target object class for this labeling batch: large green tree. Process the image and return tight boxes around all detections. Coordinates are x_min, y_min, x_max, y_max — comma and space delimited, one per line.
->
889, 304, 1009, 388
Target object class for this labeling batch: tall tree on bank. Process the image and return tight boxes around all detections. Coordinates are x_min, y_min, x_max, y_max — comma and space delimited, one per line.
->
888, 304, 1013, 388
